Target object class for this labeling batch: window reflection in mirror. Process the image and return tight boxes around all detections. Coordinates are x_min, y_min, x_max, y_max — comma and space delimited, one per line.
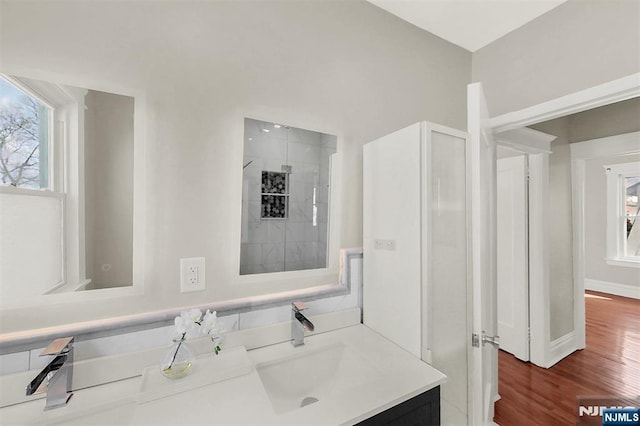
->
240, 118, 337, 275
0, 77, 50, 189
0, 74, 135, 301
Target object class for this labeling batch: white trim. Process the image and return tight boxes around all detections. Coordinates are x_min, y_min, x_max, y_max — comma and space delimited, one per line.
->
585, 279, 640, 299
605, 160, 640, 262
545, 331, 578, 368
495, 127, 556, 154
527, 153, 549, 367
571, 131, 640, 160
605, 161, 640, 175
490, 73, 640, 133
606, 258, 640, 268
571, 158, 587, 350
421, 121, 431, 362
0, 186, 63, 198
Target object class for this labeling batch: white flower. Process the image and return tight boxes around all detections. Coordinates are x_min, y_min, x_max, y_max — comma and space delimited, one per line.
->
184, 308, 202, 322
200, 309, 218, 336
170, 308, 224, 355
174, 309, 202, 336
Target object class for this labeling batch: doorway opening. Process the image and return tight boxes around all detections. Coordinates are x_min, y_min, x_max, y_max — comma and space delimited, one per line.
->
489, 76, 639, 421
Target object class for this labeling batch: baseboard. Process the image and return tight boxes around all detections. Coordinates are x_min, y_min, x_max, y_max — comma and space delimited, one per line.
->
545, 331, 577, 368
584, 278, 640, 300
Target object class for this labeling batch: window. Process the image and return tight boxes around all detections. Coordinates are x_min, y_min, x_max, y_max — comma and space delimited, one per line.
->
606, 161, 640, 266
0, 76, 51, 189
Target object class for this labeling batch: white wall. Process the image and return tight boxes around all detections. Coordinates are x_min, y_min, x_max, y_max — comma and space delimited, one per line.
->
0, 1, 471, 332
472, 0, 640, 116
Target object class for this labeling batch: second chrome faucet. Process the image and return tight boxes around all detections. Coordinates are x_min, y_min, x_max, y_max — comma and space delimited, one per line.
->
291, 301, 315, 347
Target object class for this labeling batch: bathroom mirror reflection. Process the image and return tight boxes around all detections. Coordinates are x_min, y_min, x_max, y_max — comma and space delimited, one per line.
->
240, 118, 337, 275
0, 74, 136, 302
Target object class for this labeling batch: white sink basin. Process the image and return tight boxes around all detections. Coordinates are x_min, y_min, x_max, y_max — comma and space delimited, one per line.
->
256, 342, 379, 414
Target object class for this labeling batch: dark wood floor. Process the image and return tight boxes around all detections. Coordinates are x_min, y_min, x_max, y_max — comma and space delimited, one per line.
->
493, 291, 640, 425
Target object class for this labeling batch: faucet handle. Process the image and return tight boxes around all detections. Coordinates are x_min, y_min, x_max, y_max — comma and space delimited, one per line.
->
292, 301, 308, 312
40, 337, 74, 356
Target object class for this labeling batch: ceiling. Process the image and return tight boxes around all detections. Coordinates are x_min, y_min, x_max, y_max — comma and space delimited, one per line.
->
368, 0, 568, 52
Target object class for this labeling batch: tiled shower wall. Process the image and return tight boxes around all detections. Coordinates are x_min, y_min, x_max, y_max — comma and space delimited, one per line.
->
240, 119, 337, 274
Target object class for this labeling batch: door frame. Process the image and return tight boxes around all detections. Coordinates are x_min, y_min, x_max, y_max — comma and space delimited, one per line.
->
487, 72, 640, 365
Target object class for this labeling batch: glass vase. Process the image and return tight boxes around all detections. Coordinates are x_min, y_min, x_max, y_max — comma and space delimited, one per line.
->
160, 337, 194, 379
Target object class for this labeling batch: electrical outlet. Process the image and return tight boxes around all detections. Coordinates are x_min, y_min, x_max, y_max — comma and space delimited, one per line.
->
374, 239, 396, 251
180, 257, 206, 293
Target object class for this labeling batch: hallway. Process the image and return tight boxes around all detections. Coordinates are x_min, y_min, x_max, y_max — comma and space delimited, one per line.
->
494, 291, 640, 425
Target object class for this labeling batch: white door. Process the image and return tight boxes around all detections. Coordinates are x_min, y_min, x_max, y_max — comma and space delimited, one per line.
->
468, 82, 499, 425
497, 155, 530, 361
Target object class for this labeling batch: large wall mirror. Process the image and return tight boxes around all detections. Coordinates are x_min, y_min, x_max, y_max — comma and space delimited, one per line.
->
0, 74, 142, 307
241, 118, 337, 275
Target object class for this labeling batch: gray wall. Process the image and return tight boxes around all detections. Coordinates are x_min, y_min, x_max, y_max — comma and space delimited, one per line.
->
84, 90, 135, 290
529, 120, 574, 340
567, 98, 640, 143
0, 0, 471, 331
472, 0, 640, 116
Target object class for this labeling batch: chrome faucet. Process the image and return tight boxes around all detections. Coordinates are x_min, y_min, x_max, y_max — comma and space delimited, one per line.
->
291, 301, 315, 347
26, 337, 74, 410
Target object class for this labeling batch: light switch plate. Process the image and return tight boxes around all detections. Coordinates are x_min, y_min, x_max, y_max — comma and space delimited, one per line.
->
180, 257, 206, 293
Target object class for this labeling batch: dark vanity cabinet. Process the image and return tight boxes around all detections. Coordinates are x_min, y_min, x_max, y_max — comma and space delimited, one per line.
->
356, 386, 440, 426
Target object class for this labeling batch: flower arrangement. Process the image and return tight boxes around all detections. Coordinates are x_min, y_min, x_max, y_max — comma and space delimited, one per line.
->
173, 308, 223, 353
162, 309, 223, 378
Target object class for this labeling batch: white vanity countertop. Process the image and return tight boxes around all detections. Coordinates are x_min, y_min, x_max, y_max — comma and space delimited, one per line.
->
0, 324, 446, 426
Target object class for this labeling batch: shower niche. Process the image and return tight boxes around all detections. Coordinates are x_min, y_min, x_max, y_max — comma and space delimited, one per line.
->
240, 118, 337, 275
